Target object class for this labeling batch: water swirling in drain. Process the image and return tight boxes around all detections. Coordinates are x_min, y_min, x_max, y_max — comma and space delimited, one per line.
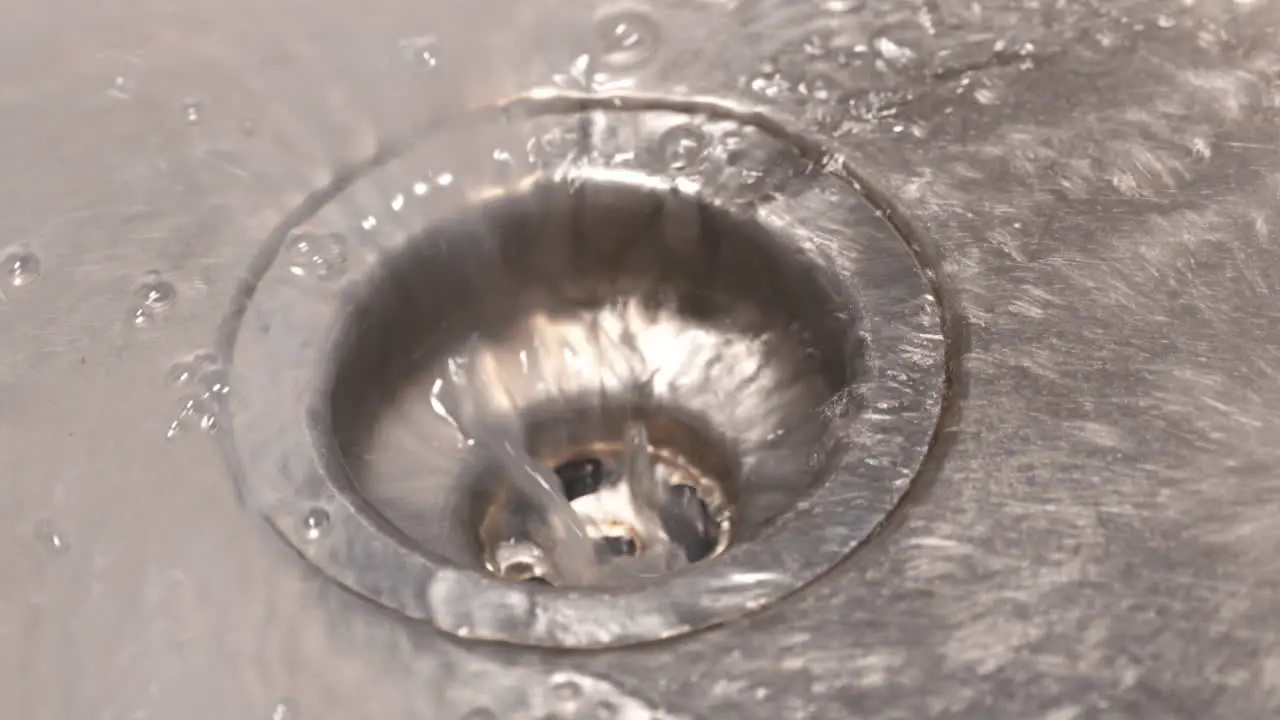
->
427, 300, 698, 586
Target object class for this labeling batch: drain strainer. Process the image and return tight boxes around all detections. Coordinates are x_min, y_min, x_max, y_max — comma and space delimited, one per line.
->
218, 97, 946, 649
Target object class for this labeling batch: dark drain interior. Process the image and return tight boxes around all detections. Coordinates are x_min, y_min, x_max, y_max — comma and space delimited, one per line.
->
553, 459, 718, 566
328, 176, 863, 588
479, 406, 734, 584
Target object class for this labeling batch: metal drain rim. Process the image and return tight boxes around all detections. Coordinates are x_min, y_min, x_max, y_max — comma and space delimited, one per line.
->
219, 98, 946, 649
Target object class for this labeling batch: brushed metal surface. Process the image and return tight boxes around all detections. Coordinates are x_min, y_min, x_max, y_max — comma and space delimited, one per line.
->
5, 0, 1280, 718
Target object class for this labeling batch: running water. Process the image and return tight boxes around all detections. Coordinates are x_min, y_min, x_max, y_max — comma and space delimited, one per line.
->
614, 421, 688, 576
428, 351, 602, 585
426, 303, 686, 585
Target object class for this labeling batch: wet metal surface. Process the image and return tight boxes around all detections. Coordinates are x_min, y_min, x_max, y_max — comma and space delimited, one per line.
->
225, 106, 941, 646
5, 0, 1280, 717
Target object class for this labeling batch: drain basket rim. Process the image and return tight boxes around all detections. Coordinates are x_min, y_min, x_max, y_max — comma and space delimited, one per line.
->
220, 104, 946, 649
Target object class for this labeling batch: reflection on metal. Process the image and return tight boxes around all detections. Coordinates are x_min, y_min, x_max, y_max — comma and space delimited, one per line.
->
222, 103, 944, 648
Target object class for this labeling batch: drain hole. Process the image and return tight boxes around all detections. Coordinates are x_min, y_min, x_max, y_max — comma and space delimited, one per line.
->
503, 560, 537, 579
600, 533, 639, 558
485, 410, 740, 586
555, 457, 609, 501
664, 484, 717, 563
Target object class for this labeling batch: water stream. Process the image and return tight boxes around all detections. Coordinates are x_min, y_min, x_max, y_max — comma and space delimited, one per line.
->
425, 307, 690, 586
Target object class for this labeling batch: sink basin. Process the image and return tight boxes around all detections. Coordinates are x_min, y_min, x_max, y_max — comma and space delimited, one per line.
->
4, 0, 1280, 717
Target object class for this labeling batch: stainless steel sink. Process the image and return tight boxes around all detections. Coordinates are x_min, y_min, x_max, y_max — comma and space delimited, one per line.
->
5, 0, 1280, 717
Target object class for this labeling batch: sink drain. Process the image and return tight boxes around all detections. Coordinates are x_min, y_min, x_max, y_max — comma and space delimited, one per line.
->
482, 408, 734, 586
219, 98, 946, 648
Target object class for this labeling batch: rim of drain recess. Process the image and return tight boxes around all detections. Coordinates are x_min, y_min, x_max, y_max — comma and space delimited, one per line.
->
217, 97, 946, 649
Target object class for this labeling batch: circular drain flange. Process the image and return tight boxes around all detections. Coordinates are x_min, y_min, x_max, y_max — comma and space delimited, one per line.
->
218, 97, 946, 649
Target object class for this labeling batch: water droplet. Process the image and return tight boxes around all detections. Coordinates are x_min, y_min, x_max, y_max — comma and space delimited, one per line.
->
592, 701, 619, 720
183, 101, 202, 125
271, 699, 295, 720
818, 0, 865, 11
460, 710, 497, 720
4, 248, 40, 287
657, 124, 708, 170
551, 679, 583, 704
166, 351, 219, 387
136, 271, 176, 311
108, 75, 132, 100
286, 231, 348, 281
167, 364, 197, 386
199, 366, 231, 398
303, 508, 330, 539
400, 35, 441, 69
33, 519, 69, 554
871, 35, 916, 69
801, 74, 836, 101
596, 10, 661, 69
1156, 14, 1177, 29
167, 395, 219, 438
241, 119, 257, 137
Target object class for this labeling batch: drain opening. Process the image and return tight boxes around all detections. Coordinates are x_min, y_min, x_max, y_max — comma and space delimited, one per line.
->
330, 175, 858, 590
478, 407, 737, 586
556, 457, 607, 501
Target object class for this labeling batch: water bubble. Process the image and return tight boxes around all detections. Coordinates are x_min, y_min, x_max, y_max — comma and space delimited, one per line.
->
1156, 14, 1177, 29
183, 101, 202, 125
108, 75, 132, 100
33, 519, 69, 554
303, 508, 330, 539
136, 271, 176, 311
657, 124, 708, 170
286, 231, 348, 281
166, 350, 219, 387
595, 10, 661, 69
4, 248, 40, 287
399, 35, 441, 69
167, 395, 219, 438
199, 366, 231, 398
130, 271, 176, 326
801, 74, 837, 101
818, 0, 865, 11
592, 701, 619, 720
167, 363, 198, 387
747, 71, 790, 99
241, 119, 257, 137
